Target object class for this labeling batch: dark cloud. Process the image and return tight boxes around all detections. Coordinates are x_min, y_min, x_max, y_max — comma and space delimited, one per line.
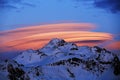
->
0, 0, 21, 9
0, 0, 34, 9
94, 0, 120, 13
72, 0, 120, 13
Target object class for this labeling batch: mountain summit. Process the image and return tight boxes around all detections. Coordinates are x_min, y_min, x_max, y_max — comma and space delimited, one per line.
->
0, 38, 120, 80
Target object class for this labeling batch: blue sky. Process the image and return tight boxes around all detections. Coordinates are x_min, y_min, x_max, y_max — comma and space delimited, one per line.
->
0, 0, 120, 34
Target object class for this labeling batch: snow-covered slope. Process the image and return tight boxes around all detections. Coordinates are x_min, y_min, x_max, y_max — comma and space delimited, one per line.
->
0, 38, 120, 80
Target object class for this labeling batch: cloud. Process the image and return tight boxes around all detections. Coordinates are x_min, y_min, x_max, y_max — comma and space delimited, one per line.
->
0, 23, 95, 43
94, 0, 120, 13
0, 0, 21, 9
105, 41, 120, 50
0, 0, 34, 9
72, 0, 120, 13
0, 23, 113, 53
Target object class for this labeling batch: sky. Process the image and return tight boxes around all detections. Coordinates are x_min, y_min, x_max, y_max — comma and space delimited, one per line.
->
0, 0, 120, 59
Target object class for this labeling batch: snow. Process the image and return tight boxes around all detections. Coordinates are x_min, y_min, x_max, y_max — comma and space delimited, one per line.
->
14, 49, 47, 65
0, 38, 120, 80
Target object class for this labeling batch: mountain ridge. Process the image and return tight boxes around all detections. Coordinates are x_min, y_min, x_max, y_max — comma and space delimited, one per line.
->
0, 38, 120, 80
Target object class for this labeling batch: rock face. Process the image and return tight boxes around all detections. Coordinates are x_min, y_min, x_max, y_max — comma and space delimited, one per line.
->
0, 38, 120, 80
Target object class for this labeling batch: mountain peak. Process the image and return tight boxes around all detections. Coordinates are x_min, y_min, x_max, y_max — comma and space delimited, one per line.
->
43, 38, 67, 48
49, 38, 66, 45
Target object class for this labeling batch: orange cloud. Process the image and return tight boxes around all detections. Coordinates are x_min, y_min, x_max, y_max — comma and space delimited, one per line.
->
0, 23, 95, 43
105, 41, 120, 50
0, 23, 113, 53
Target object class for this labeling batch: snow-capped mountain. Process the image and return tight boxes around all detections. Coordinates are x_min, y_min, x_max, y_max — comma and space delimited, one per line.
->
0, 38, 120, 80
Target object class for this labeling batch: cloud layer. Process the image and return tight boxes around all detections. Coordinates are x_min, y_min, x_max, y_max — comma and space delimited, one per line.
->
94, 0, 120, 13
106, 41, 120, 50
0, 22, 114, 53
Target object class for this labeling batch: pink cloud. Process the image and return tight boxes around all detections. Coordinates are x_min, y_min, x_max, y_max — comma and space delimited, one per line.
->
0, 23, 113, 53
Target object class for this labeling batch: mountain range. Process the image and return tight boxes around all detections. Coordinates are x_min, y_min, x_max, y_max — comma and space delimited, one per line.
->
0, 38, 120, 80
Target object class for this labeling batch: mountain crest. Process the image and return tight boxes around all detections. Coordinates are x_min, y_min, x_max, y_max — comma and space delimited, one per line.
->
46, 38, 66, 47
1, 38, 120, 80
